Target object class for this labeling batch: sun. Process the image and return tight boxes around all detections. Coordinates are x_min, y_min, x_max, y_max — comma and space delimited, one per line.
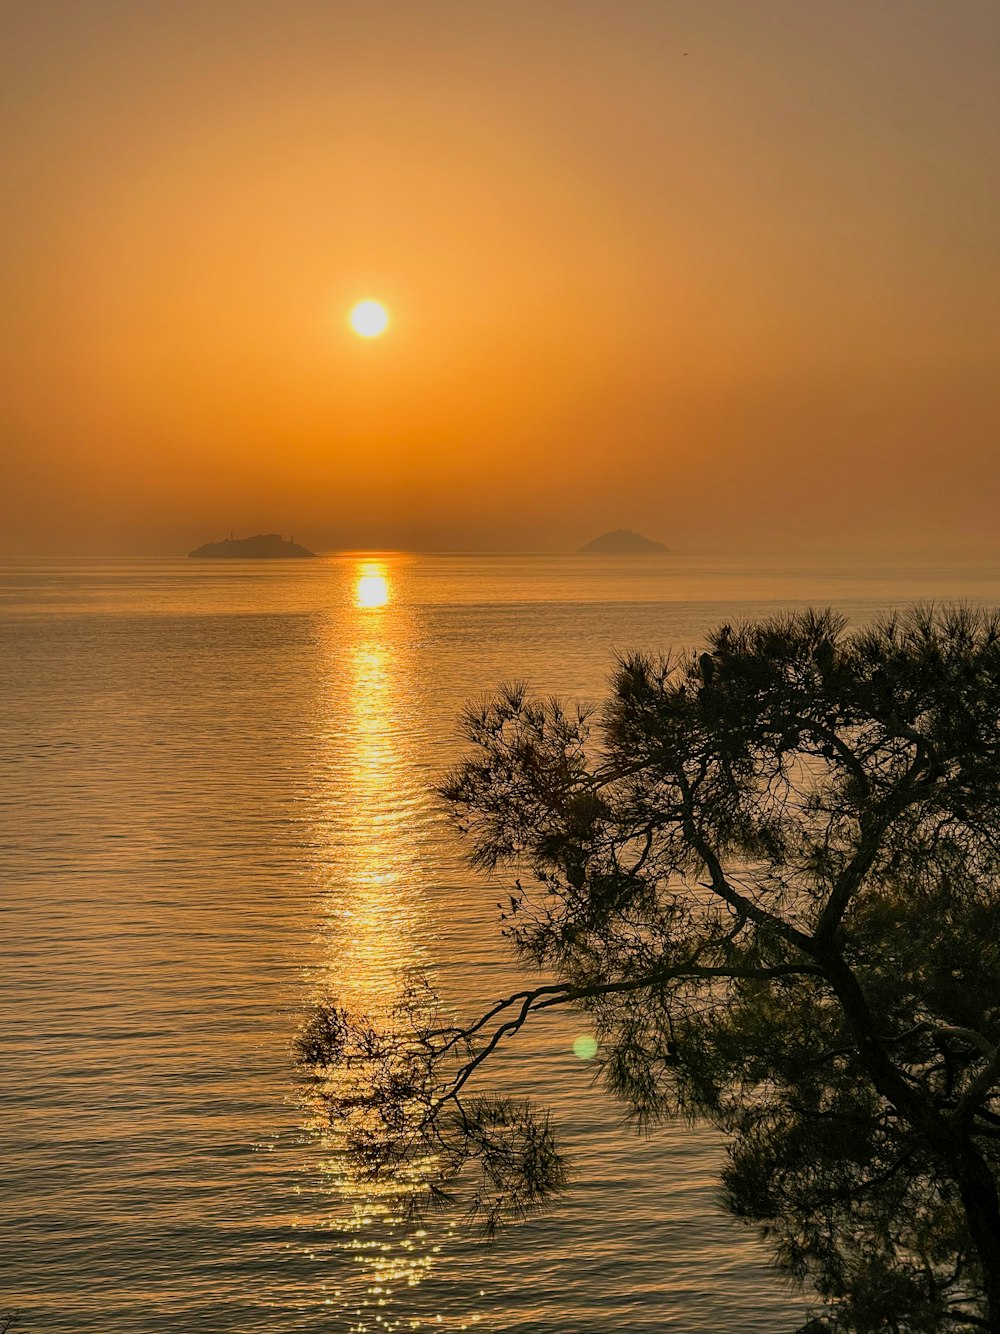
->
349, 299, 389, 338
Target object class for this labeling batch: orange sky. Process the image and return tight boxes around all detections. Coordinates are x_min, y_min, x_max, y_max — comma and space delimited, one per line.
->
2, 1, 998, 555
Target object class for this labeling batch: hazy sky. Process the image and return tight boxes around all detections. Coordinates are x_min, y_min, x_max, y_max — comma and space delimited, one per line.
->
2, 0, 998, 555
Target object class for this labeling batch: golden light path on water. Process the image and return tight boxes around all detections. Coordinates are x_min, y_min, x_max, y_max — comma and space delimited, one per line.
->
356, 565, 391, 609
303, 558, 483, 1332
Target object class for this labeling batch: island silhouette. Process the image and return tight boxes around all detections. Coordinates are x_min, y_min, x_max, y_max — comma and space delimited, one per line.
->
579, 529, 669, 553
189, 533, 316, 559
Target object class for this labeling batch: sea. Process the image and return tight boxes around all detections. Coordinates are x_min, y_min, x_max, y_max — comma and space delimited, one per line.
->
4, 552, 1000, 1333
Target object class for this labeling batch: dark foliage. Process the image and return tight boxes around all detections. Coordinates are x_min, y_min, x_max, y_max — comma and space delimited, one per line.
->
298, 606, 1000, 1331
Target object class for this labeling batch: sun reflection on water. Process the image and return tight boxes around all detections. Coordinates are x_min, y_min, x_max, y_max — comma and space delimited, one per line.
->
323, 624, 421, 1002
300, 556, 475, 1329
355, 563, 390, 609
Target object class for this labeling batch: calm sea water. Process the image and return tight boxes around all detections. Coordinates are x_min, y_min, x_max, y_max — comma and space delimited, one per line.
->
4, 553, 1000, 1333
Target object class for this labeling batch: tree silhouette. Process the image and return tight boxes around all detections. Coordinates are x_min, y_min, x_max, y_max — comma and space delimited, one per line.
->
298, 606, 1000, 1331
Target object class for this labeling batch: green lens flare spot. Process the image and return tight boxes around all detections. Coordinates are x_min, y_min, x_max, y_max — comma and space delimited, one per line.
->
573, 1034, 598, 1061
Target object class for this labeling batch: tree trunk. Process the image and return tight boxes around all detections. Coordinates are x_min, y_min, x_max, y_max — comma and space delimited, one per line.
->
819, 950, 1000, 1325
954, 1140, 1000, 1332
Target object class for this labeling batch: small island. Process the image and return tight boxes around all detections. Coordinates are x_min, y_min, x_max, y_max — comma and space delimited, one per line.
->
578, 529, 669, 554
188, 533, 316, 559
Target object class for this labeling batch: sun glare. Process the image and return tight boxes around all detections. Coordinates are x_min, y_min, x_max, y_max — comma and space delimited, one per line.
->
356, 566, 390, 608
349, 299, 389, 338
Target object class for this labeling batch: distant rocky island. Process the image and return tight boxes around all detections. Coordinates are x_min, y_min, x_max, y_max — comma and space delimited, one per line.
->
579, 529, 669, 554
188, 533, 316, 559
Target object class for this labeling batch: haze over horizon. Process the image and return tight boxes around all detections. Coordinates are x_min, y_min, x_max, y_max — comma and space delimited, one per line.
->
2, 1, 999, 558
